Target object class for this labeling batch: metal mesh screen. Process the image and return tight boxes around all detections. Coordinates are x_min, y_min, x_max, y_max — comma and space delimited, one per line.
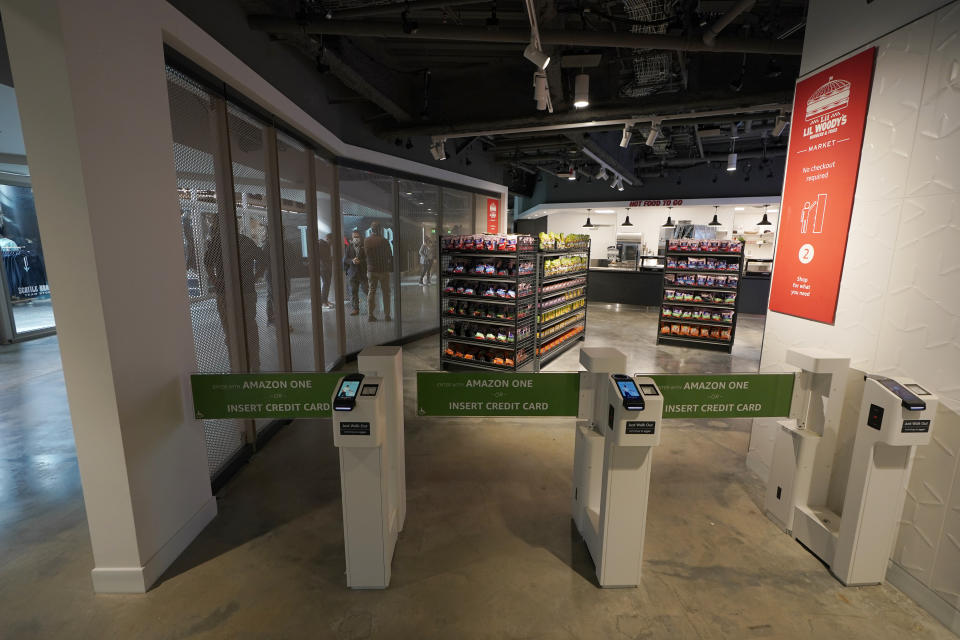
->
226, 105, 282, 434
316, 156, 339, 371
276, 132, 315, 372
441, 188, 474, 235
398, 180, 439, 339
338, 166, 397, 353
166, 67, 244, 478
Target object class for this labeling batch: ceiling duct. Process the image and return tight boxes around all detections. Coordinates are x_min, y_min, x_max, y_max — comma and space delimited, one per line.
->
619, 0, 682, 99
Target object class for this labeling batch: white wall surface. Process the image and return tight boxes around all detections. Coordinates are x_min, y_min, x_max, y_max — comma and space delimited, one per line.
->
754, 1, 960, 625
801, 0, 955, 74
1, 0, 216, 591
541, 205, 780, 262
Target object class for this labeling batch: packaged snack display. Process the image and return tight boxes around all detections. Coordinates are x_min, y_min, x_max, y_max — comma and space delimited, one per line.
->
442, 233, 535, 253
537, 232, 590, 251
542, 254, 588, 278
659, 236, 743, 351
665, 238, 743, 254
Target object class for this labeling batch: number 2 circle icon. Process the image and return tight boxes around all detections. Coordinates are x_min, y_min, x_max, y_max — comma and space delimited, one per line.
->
799, 243, 815, 264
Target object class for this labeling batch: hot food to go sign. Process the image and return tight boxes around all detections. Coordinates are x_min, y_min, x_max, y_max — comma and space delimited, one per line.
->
769, 47, 876, 324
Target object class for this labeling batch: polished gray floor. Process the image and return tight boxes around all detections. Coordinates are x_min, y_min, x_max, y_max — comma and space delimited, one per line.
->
0, 306, 955, 639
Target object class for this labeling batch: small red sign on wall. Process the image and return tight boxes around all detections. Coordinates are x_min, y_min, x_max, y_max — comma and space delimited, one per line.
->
486, 198, 499, 233
769, 47, 876, 324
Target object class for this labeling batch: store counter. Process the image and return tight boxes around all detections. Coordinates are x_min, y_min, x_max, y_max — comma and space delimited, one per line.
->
739, 274, 772, 314
588, 268, 772, 313
588, 268, 664, 307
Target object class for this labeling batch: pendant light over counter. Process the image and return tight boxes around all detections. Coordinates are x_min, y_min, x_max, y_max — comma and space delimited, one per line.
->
621, 207, 633, 227
709, 205, 722, 226
583, 208, 594, 228
758, 204, 773, 225
662, 207, 675, 228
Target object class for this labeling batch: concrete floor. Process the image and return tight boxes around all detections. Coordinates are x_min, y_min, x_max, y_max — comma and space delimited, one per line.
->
0, 304, 955, 639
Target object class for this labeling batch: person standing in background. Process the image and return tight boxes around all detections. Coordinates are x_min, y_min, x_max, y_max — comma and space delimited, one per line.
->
364, 220, 393, 322
418, 238, 434, 285
316, 232, 334, 309
204, 222, 265, 371
343, 229, 366, 316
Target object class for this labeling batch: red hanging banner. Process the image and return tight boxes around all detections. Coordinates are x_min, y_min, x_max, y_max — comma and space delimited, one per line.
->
769, 48, 876, 324
486, 198, 499, 233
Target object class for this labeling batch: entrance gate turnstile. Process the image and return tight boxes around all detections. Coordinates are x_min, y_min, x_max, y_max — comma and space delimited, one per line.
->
765, 348, 937, 586
572, 348, 663, 587
331, 347, 406, 589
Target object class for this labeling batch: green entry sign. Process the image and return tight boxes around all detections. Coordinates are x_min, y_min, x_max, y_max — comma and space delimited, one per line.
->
190, 373, 344, 419
417, 372, 580, 417
649, 374, 794, 419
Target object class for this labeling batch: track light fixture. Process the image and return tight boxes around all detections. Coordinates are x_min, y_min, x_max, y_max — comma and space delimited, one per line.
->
617, 179, 625, 192
533, 72, 549, 111
401, 9, 418, 34
772, 112, 788, 137
523, 42, 550, 70
573, 73, 590, 108
429, 136, 447, 161
567, 165, 577, 181
727, 152, 738, 172
595, 167, 608, 181
645, 121, 661, 147
619, 124, 633, 148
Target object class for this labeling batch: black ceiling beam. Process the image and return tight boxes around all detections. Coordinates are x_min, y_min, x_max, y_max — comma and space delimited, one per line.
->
248, 17, 803, 55
379, 91, 792, 138
327, 0, 490, 20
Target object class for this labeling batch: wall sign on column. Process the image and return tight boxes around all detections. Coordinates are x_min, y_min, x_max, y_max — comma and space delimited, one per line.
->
486, 198, 499, 233
768, 47, 876, 324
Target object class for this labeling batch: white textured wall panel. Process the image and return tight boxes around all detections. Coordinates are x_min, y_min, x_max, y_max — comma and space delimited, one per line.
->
906, 4, 960, 198
855, 17, 932, 203
755, 3, 960, 625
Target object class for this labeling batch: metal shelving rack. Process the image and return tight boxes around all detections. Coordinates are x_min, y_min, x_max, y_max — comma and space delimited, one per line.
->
656, 246, 744, 354
533, 240, 591, 371
439, 236, 537, 371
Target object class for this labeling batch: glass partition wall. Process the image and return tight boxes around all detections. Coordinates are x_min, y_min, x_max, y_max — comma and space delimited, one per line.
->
398, 180, 439, 338
164, 64, 499, 482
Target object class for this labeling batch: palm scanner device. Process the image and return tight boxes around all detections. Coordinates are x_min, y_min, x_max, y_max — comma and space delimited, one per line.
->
765, 351, 937, 586
573, 348, 663, 587
332, 372, 399, 589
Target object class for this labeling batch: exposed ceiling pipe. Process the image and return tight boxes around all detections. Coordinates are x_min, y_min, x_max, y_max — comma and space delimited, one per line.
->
327, 0, 487, 20
703, 0, 757, 47
635, 149, 785, 169
383, 100, 792, 139
247, 16, 802, 55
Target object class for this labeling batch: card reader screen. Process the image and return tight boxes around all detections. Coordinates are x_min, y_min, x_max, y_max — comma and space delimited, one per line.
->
617, 380, 641, 399
337, 380, 360, 399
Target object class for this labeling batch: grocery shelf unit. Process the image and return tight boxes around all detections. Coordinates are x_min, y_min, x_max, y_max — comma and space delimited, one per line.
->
657, 243, 744, 353
439, 236, 537, 371
533, 239, 591, 371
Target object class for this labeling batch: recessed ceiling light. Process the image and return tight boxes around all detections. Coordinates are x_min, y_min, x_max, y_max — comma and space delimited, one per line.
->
595, 209, 615, 214
735, 207, 745, 211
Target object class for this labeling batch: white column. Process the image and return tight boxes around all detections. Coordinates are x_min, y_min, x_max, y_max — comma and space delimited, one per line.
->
0, 0, 216, 592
